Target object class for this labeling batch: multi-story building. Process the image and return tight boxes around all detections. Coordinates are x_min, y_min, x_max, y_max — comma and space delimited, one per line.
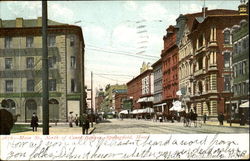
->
177, 8, 240, 113
161, 25, 179, 115
0, 17, 84, 122
114, 92, 128, 113
100, 84, 127, 112
227, 17, 249, 118
152, 59, 164, 113
95, 88, 105, 113
188, 7, 247, 117
127, 62, 154, 110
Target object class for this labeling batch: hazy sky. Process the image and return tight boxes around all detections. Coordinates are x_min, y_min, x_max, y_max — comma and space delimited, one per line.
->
0, 0, 240, 93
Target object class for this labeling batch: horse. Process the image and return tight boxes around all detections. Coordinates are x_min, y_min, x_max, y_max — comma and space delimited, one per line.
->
0, 109, 20, 135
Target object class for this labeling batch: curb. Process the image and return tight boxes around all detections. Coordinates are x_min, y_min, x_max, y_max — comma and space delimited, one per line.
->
89, 127, 96, 134
204, 123, 249, 129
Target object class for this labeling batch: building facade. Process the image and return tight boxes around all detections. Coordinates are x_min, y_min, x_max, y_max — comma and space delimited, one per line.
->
152, 59, 164, 113
176, 9, 240, 113
161, 25, 179, 115
127, 63, 153, 110
188, 11, 247, 117
0, 17, 84, 122
229, 18, 249, 118
114, 92, 128, 113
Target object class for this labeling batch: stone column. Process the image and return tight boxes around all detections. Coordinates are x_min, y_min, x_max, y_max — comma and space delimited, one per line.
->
210, 100, 217, 116
203, 102, 208, 116
197, 102, 202, 115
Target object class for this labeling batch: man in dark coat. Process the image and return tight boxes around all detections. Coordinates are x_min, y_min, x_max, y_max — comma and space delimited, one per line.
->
30, 112, 39, 132
218, 112, 224, 125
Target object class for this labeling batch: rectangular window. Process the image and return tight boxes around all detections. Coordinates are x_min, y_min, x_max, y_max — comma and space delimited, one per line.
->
70, 36, 75, 46
224, 52, 230, 68
70, 56, 76, 68
26, 36, 34, 48
49, 79, 56, 91
6, 80, 13, 92
239, 62, 243, 75
5, 58, 13, 69
71, 79, 76, 92
224, 75, 231, 91
5, 37, 12, 48
26, 57, 34, 68
27, 79, 35, 91
224, 30, 230, 44
48, 35, 56, 47
48, 56, 56, 68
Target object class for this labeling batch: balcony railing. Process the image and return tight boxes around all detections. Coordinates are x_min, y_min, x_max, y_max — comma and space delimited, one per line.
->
195, 45, 206, 56
194, 68, 205, 77
208, 64, 218, 71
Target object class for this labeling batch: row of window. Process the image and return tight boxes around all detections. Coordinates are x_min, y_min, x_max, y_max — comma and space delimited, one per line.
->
4, 79, 77, 93
233, 36, 249, 55
232, 82, 249, 96
4, 35, 75, 48
233, 60, 248, 78
3, 56, 76, 69
5, 79, 56, 92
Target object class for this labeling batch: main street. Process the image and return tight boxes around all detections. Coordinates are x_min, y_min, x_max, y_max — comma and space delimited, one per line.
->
93, 119, 249, 134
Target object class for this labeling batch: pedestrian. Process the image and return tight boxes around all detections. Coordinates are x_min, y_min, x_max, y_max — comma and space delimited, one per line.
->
83, 116, 90, 134
240, 113, 246, 126
203, 113, 207, 124
68, 112, 74, 127
30, 112, 38, 132
217, 112, 224, 125
75, 114, 79, 126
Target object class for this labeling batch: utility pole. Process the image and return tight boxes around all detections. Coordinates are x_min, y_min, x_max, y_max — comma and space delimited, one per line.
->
42, 0, 49, 135
91, 71, 94, 127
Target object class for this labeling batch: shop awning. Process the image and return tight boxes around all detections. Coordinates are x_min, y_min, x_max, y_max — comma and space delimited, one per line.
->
239, 101, 249, 108
119, 110, 129, 114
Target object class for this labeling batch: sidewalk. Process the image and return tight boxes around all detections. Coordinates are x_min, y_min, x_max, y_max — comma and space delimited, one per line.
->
198, 120, 249, 129
12, 124, 96, 135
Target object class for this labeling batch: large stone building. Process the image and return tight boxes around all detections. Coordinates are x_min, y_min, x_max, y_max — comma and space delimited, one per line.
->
176, 8, 241, 113
188, 7, 247, 117
161, 25, 179, 115
0, 17, 85, 122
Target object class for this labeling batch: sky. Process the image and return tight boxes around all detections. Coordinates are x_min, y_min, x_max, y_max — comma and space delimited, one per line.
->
0, 0, 241, 95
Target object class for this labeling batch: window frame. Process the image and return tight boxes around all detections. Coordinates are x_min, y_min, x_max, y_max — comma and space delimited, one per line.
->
27, 79, 35, 92
5, 58, 13, 69
5, 80, 13, 92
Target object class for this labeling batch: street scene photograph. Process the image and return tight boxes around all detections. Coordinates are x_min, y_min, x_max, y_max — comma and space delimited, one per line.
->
0, 0, 249, 136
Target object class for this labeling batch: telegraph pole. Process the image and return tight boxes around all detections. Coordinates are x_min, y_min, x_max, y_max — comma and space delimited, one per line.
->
91, 71, 94, 127
42, 0, 49, 135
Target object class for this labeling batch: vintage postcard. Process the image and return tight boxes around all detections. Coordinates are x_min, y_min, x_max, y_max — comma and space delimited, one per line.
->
0, 0, 249, 160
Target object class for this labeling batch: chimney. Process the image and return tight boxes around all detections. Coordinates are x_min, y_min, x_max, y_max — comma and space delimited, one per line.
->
16, 18, 23, 27
202, 7, 208, 18
37, 17, 42, 26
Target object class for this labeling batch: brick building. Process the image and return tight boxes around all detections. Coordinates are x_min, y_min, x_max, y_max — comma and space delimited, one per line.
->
161, 25, 179, 115
188, 10, 248, 117
0, 17, 85, 122
127, 63, 154, 111
176, 9, 241, 113
114, 92, 128, 113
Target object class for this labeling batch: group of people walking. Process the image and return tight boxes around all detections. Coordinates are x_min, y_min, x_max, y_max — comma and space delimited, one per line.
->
68, 112, 90, 134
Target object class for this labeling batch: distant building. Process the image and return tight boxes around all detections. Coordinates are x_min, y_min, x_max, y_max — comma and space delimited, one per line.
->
0, 17, 84, 122
95, 88, 105, 113
127, 62, 154, 110
114, 92, 128, 113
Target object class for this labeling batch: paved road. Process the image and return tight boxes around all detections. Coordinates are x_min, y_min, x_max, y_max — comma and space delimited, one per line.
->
93, 119, 249, 134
